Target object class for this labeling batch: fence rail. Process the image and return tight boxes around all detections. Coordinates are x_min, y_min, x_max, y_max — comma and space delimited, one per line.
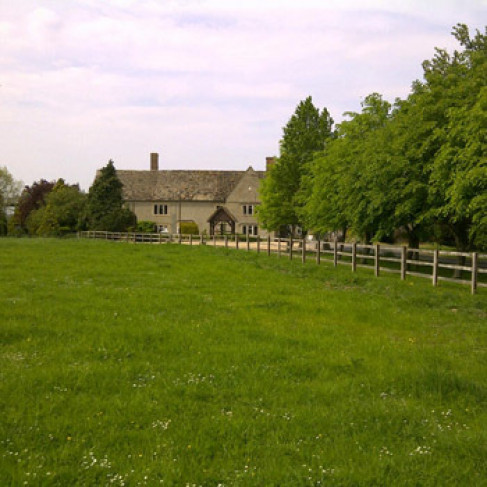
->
78, 231, 486, 294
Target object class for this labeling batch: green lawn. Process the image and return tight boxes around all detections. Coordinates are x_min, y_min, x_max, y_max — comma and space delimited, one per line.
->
1, 238, 486, 486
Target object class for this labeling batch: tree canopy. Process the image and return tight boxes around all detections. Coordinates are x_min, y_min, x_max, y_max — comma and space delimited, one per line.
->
26, 179, 87, 236
9, 179, 55, 234
301, 24, 486, 250
258, 96, 334, 235
86, 160, 136, 232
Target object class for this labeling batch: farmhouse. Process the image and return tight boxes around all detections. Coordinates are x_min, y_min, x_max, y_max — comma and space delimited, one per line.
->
116, 153, 275, 236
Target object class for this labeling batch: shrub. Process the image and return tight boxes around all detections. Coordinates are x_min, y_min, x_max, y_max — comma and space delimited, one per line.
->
136, 221, 156, 233
180, 221, 199, 235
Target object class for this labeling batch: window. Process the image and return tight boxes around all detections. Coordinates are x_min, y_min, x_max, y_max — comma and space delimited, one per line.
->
158, 224, 168, 233
242, 204, 254, 215
154, 204, 168, 215
242, 225, 258, 235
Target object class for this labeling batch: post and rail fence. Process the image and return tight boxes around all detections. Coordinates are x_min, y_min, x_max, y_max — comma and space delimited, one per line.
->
78, 231, 487, 294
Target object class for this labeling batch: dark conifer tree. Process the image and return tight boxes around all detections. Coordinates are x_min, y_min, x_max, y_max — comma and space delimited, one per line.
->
87, 160, 136, 231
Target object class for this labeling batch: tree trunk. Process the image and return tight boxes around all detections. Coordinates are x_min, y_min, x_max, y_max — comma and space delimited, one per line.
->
451, 221, 470, 279
360, 231, 372, 265
337, 227, 348, 260
453, 236, 468, 278
407, 226, 420, 263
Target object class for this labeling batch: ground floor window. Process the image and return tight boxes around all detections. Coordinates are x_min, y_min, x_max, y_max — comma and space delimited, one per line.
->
242, 225, 258, 235
154, 204, 168, 215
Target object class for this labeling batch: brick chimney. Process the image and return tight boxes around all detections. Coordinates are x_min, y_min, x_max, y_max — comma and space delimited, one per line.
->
150, 152, 159, 171
266, 156, 276, 171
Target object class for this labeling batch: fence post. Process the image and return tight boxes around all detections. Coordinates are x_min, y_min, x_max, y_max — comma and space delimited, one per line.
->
289, 236, 293, 260
352, 242, 357, 272
333, 238, 338, 267
278, 238, 281, 258
471, 252, 478, 295
267, 235, 271, 256
375, 244, 380, 277
246, 233, 250, 252
432, 249, 439, 287
257, 235, 260, 253
224, 235, 228, 248
302, 238, 306, 264
316, 238, 320, 265
213, 234, 216, 247
235, 234, 239, 250
401, 246, 407, 280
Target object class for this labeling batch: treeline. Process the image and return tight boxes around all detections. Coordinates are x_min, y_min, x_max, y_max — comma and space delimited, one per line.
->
259, 24, 487, 251
4, 161, 136, 236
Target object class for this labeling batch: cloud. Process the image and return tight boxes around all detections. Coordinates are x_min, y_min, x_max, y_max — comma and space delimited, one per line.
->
0, 0, 485, 189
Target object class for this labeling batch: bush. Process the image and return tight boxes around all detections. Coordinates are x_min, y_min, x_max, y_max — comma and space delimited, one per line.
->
180, 221, 199, 235
98, 208, 137, 232
136, 221, 156, 233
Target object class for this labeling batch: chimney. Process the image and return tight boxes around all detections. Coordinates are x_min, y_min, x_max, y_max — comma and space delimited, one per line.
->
150, 152, 159, 171
266, 156, 276, 171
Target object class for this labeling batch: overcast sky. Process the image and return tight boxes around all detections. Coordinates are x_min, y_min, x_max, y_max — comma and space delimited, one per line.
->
1, 0, 486, 191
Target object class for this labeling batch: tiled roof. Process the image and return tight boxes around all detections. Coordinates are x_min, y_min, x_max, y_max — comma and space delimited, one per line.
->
117, 168, 265, 202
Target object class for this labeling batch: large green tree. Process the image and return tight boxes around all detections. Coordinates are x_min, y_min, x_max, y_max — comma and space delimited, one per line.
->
423, 24, 487, 250
258, 96, 334, 235
86, 160, 136, 231
27, 179, 87, 236
304, 24, 486, 251
304, 93, 393, 243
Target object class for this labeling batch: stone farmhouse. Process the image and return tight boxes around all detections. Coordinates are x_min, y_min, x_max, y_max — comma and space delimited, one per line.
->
116, 153, 275, 236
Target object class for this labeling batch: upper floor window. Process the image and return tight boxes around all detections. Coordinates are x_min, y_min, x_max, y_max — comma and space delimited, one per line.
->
154, 204, 168, 215
242, 204, 254, 215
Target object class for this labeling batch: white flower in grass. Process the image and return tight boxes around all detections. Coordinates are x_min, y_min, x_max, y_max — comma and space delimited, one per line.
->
409, 445, 432, 456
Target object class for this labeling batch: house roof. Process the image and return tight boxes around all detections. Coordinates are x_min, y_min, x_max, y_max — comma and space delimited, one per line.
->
117, 168, 265, 202
207, 206, 237, 223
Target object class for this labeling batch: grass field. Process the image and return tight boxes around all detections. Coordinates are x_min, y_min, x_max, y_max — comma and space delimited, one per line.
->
1, 238, 486, 486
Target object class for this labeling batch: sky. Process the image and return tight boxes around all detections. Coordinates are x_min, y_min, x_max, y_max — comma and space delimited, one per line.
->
1, 0, 486, 191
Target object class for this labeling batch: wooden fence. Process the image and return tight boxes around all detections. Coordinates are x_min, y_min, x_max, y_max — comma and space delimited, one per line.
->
79, 231, 487, 294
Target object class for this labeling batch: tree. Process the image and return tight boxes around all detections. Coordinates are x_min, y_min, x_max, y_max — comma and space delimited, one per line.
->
9, 179, 55, 234
258, 96, 334, 235
304, 24, 486, 251
27, 179, 87, 236
0, 167, 22, 235
304, 93, 393, 243
423, 24, 487, 250
86, 160, 136, 231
